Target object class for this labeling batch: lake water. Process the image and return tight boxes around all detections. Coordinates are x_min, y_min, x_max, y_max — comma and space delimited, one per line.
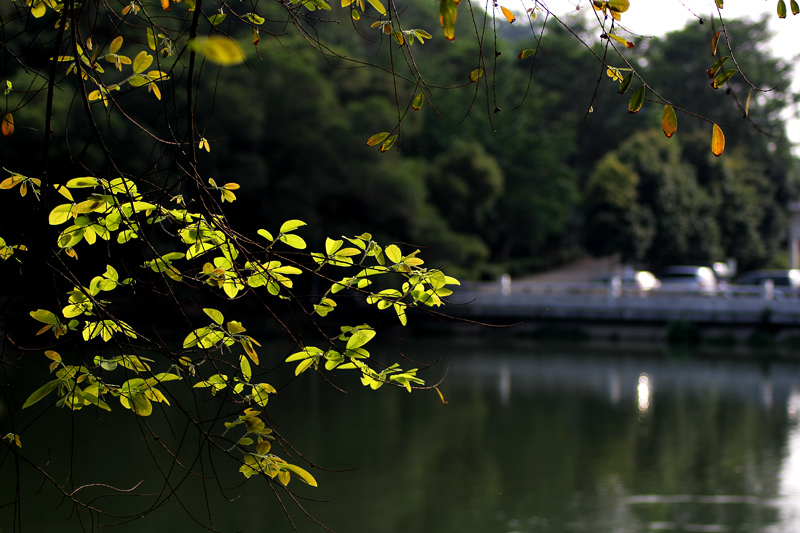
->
5, 337, 800, 532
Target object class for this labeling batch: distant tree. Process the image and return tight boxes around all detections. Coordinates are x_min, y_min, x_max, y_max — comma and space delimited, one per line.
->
583, 153, 654, 262
1, 0, 798, 530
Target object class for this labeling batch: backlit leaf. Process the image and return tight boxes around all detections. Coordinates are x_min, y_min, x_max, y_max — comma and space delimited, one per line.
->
793, 0, 799, 14
712, 69, 737, 89
707, 56, 729, 78
31, 309, 59, 324
379, 134, 397, 152
0, 174, 23, 189
469, 68, 483, 82
608, 33, 633, 48
203, 307, 224, 325
518, 49, 536, 59
132, 51, 153, 74
778, 0, 787, 18
439, 0, 459, 41
22, 380, 61, 409
385, 244, 402, 263
189, 36, 245, 66
366, 132, 389, 147
49, 204, 74, 225
500, 6, 515, 23
712, 123, 725, 157
628, 85, 645, 114
661, 104, 677, 138
279, 234, 306, 249
240, 355, 252, 382
366, 0, 386, 15
279, 219, 306, 233
208, 12, 227, 24
246, 12, 265, 24
412, 93, 424, 110
109, 35, 123, 54
281, 464, 318, 487
606, 0, 629, 13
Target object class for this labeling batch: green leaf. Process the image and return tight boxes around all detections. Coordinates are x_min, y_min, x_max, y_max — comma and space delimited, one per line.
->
208, 12, 227, 25
22, 380, 61, 408
65, 176, 100, 188
518, 49, 536, 59
628, 85, 645, 114
295, 357, 315, 376
203, 308, 224, 325
49, 204, 73, 225
617, 72, 633, 94
469, 68, 483, 82
132, 51, 153, 74
384, 244, 402, 263
346, 328, 376, 350
412, 93, 424, 110
778, 0, 787, 18
109, 35, 123, 54
240, 355, 252, 382
793, 0, 799, 14
188, 36, 245, 66
712, 69, 737, 89
707, 56, 730, 79
246, 12, 265, 24
30, 309, 59, 325
366, 132, 389, 147
279, 234, 306, 249
379, 135, 397, 153
439, 0, 459, 41
279, 219, 306, 233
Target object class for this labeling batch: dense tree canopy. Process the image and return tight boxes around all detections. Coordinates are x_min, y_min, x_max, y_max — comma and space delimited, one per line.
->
1, 0, 799, 529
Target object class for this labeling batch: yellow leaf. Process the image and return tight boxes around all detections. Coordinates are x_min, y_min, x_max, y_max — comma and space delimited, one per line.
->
0, 175, 23, 189
661, 104, 677, 138
500, 5, 515, 23
189, 36, 245, 66
132, 51, 153, 74
109, 35, 123, 54
712, 123, 725, 157
149, 83, 162, 100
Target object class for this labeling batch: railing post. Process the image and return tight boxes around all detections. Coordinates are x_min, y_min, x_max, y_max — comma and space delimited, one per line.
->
610, 274, 622, 301
500, 273, 511, 296
763, 279, 774, 301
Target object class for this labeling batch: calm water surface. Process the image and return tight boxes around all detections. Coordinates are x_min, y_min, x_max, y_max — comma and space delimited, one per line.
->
5, 338, 800, 532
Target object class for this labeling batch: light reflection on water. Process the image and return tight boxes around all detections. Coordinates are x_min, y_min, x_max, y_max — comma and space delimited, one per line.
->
6, 338, 800, 532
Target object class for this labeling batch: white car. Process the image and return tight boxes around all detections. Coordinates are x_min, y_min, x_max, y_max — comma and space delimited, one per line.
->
655, 266, 718, 294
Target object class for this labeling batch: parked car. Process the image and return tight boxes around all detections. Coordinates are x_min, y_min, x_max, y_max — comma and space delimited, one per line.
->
737, 269, 800, 298
654, 265, 718, 294
593, 269, 660, 292
736, 269, 800, 290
